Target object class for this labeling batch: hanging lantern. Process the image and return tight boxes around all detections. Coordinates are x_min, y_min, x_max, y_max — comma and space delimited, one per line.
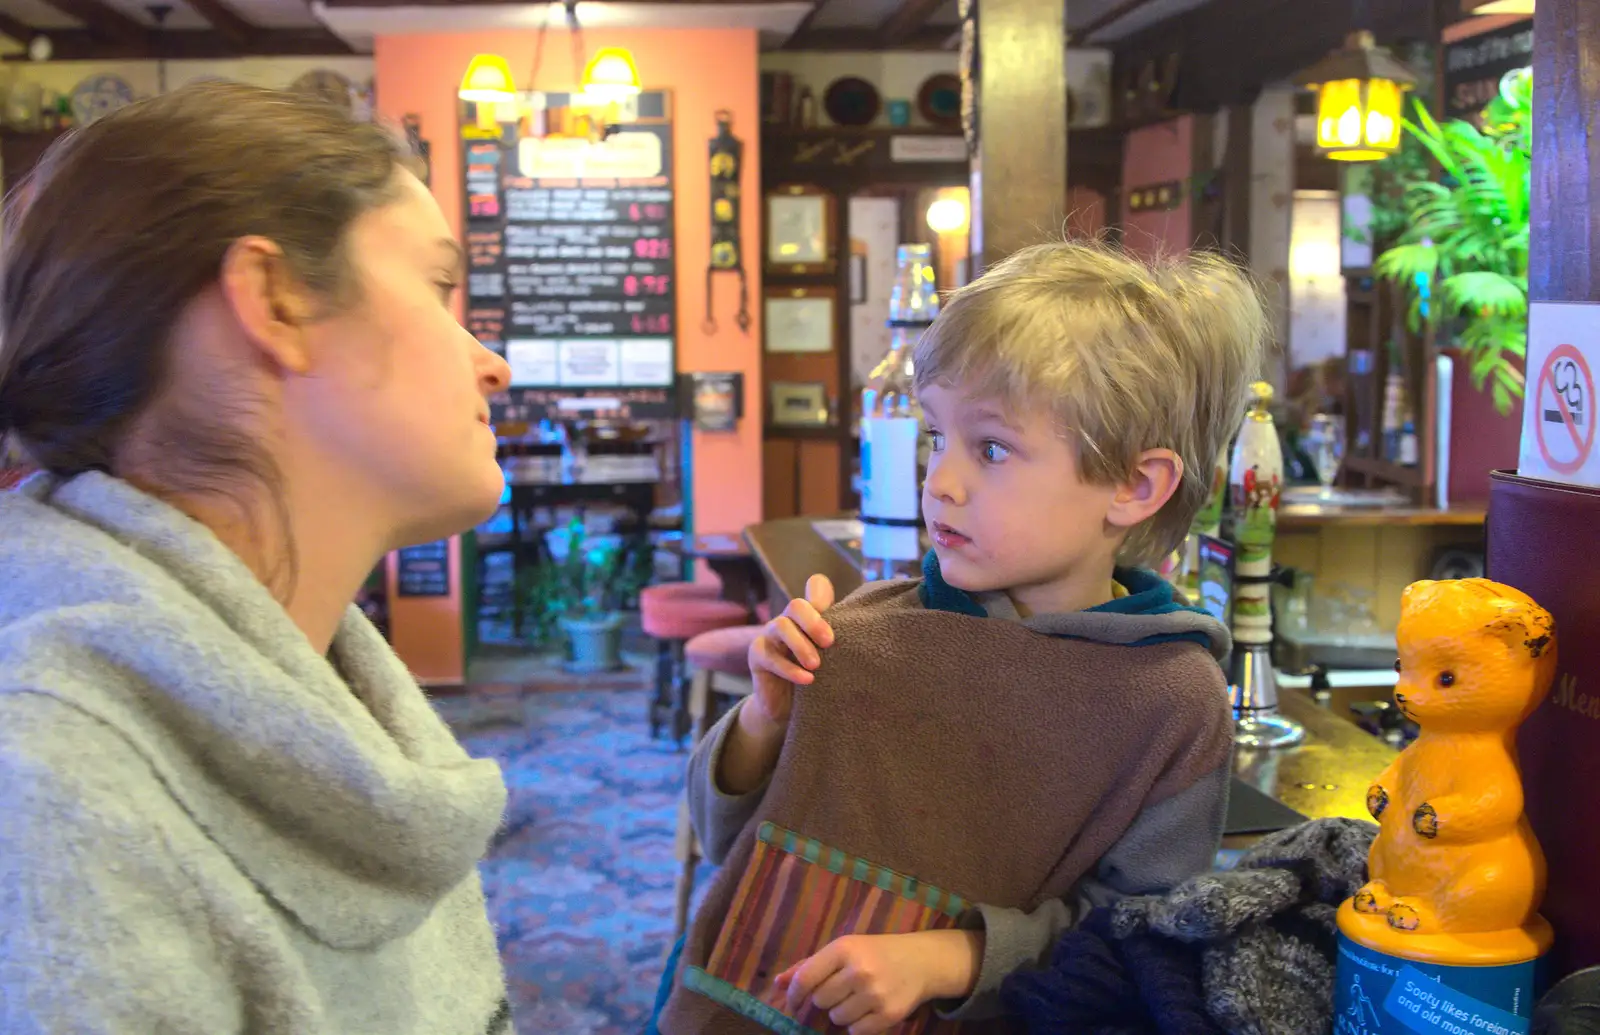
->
581, 47, 642, 102
1294, 31, 1419, 162
459, 53, 517, 104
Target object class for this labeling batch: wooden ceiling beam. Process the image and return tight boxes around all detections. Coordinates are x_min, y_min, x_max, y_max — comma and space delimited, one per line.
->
778, 0, 823, 47
0, 11, 37, 42
878, 0, 948, 46
1109, 0, 1449, 113
36, 0, 147, 44
183, 0, 257, 46
785, 24, 955, 50
0, 26, 352, 60
1071, 0, 1163, 42
318, 0, 801, 6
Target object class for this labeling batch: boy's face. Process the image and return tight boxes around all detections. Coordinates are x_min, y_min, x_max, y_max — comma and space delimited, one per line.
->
920, 383, 1123, 615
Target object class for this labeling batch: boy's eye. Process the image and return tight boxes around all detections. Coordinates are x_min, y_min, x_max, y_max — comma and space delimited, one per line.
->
927, 431, 946, 451
436, 279, 459, 303
981, 441, 1011, 464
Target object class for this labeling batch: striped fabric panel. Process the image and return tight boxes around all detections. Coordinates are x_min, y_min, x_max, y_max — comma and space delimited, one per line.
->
695, 822, 969, 1035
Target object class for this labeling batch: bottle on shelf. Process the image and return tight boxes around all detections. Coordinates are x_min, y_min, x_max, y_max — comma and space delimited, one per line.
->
859, 244, 939, 581
1398, 412, 1419, 467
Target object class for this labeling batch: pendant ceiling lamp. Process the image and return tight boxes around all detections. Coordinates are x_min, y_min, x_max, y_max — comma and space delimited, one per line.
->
459, 53, 517, 104
1294, 29, 1420, 162
581, 46, 642, 101
1462, 0, 1533, 13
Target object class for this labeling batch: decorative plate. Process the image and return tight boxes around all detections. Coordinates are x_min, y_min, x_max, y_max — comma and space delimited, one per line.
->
822, 76, 881, 127
917, 73, 962, 129
70, 74, 135, 125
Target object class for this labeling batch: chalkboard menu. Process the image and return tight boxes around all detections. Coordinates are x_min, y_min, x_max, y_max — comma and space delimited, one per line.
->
1442, 19, 1532, 121
396, 539, 451, 597
464, 91, 679, 421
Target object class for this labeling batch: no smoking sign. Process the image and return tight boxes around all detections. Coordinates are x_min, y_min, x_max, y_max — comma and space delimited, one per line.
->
1522, 302, 1600, 487
1535, 343, 1595, 475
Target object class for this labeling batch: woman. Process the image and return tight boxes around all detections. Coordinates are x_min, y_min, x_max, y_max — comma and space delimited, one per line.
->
0, 81, 515, 1033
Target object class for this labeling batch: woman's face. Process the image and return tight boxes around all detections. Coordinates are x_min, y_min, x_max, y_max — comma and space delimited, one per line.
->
285, 169, 511, 548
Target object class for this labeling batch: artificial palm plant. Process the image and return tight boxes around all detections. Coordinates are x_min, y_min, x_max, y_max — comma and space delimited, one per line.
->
1374, 69, 1531, 416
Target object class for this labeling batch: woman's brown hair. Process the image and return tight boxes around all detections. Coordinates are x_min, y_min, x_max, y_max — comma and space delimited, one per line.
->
0, 80, 417, 490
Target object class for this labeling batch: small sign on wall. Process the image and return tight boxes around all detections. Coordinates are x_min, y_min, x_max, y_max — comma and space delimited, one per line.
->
889, 135, 967, 163
1127, 181, 1184, 213
1520, 301, 1600, 489
396, 540, 451, 598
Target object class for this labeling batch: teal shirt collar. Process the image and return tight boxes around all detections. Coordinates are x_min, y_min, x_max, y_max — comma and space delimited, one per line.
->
917, 550, 1210, 636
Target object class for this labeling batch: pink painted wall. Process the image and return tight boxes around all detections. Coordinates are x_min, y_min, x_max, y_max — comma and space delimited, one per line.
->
375, 28, 764, 683
1067, 186, 1107, 239
1120, 116, 1194, 259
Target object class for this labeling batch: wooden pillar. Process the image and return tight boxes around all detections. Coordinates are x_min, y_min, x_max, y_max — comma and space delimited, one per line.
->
1486, 0, 1600, 981
972, 0, 1068, 270
1529, 0, 1600, 303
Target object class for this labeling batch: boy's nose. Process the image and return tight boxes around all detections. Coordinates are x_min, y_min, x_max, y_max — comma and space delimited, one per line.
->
924, 459, 967, 506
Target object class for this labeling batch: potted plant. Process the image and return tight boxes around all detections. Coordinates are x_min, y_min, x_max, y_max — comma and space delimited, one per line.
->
535, 519, 649, 673
1374, 68, 1531, 417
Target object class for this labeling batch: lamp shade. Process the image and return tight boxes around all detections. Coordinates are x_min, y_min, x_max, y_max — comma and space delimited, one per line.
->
1294, 31, 1418, 162
1462, 0, 1533, 13
459, 53, 516, 104
581, 47, 642, 101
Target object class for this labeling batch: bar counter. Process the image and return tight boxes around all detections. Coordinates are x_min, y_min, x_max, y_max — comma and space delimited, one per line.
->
743, 515, 1396, 830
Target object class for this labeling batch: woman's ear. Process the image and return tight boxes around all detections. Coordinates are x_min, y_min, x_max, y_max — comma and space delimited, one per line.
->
1106, 448, 1184, 532
217, 235, 317, 375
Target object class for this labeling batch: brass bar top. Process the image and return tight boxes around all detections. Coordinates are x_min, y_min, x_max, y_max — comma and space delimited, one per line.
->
743, 515, 1395, 830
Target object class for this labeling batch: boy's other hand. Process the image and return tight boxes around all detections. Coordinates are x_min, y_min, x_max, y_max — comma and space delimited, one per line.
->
773, 930, 982, 1035
743, 573, 835, 740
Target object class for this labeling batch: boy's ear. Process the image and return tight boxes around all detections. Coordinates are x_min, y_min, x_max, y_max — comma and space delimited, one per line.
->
1106, 448, 1184, 532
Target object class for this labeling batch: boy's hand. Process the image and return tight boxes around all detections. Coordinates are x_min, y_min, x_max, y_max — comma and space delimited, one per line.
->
743, 574, 835, 739
773, 930, 982, 1035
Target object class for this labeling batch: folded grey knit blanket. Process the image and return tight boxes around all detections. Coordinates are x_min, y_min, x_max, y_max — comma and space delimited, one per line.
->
1005, 817, 1378, 1035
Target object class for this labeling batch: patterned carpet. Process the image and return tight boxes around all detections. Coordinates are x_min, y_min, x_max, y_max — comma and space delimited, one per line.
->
438, 681, 712, 1035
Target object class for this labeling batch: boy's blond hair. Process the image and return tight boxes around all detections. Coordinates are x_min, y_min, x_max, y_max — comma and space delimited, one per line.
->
912, 240, 1270, 567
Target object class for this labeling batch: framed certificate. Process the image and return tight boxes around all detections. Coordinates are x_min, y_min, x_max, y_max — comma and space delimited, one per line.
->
770, 381, 830, 426
766, 186, 835, 273
764, 287, 837, 354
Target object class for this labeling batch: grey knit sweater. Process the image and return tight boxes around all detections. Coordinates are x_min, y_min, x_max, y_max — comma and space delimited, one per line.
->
0, 472, 513, 1034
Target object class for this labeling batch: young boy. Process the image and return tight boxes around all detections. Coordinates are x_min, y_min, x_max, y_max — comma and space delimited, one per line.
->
654, 241, 1269, 1035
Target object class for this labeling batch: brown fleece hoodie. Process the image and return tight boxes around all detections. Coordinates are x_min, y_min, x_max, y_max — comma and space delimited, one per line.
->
658, 570, 1233, 1035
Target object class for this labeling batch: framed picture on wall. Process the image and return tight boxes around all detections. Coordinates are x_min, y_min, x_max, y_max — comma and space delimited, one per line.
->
766, 185, 835, 273
764, 286, 837, 354
770, 381, 831, 426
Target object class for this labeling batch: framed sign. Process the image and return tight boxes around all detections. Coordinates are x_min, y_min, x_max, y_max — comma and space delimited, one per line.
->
396, 539, 451, 598
764, 286, 837, 354
462, 89, 679, 422
765, 185, 835, 273
691, 371, 744, 432
770, 381, 830, 426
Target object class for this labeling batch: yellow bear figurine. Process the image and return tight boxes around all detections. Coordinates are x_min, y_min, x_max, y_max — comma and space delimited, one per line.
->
1348, 578, 1557, 961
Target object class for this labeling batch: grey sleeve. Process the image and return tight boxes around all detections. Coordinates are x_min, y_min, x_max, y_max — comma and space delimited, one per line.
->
939, 765, 1230, 1021
686, 697, 771, 865
0, 698, 243, 1034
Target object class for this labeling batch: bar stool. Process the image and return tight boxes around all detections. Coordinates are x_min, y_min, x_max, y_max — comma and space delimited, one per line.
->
640, 582, 748, 741
673, 623, 760, 941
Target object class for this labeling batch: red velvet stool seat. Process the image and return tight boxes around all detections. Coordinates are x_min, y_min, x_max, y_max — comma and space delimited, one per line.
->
641, 584, 748, 742
639, 580, 722, 606
685, 622, 761, 677
673, 624, 760, 939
